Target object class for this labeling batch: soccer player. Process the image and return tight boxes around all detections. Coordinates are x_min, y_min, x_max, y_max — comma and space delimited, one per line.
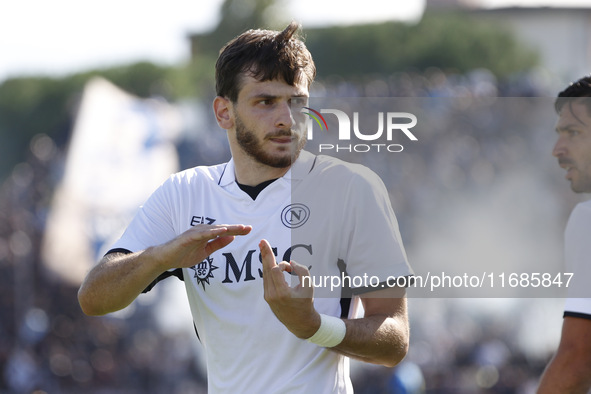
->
78, 22, 413, 393
538, 76, 591, 393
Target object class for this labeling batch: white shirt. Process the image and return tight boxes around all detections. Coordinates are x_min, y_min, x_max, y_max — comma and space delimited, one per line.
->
564, 200, 591, 318
111, 150, 413, 393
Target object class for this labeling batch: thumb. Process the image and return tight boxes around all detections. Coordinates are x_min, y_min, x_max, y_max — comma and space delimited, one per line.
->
205, 235, 236, 255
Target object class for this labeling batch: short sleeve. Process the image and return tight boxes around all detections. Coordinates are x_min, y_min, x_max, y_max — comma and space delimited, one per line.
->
109, 176, 178, 253
340, 167, 413, 292
564, 201, 591, 316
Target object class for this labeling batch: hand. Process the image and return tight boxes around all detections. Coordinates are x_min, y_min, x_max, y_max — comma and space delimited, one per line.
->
259, 239, 321, 339
155, 224, 252, 270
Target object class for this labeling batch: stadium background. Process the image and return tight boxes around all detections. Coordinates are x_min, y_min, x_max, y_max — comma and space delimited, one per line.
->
1, 0, 589, 392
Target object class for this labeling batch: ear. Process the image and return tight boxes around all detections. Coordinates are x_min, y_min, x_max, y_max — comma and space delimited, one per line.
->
213, 96, 234, 130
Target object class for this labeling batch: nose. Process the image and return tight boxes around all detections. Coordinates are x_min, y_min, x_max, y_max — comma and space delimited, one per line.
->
275, 102, 294, 130
552, 135, 566, 158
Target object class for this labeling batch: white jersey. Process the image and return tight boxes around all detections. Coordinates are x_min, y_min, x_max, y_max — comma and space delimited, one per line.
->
564, 200, 591, 318
111, 150, 413, 393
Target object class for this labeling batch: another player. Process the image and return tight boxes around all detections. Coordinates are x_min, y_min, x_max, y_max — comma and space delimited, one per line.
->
78, 22, 413, 393
538, 76, 591, 393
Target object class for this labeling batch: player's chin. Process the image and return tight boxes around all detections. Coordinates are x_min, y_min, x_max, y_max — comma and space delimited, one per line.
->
270, 141, 303, 156
261, 149, 299, 168
571, 180, 591, 193
270, 152, 296, 168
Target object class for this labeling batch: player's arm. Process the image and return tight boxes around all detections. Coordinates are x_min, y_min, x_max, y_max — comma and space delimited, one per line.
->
78, 224, 251, 316
331, 290, 408, 367
537, 316, 591, 393
260, 239, 408, 367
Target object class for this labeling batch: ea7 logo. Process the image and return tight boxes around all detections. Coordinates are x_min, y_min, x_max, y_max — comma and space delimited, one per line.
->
304, 109, 418, 153
190, 215, 216, 226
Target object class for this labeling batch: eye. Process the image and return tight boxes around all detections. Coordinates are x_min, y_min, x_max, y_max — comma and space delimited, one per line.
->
291, 97, 308, 107
559, 128, 581, 137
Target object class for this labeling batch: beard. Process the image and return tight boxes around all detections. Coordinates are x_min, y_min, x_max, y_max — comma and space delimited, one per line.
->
560, 158, 591, 193
234, 113, 307, 168
570, 173, 591, 193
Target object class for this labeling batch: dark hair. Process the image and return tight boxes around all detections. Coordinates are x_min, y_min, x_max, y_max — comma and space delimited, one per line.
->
555, 76, 591, 114
215, 21, 316, 102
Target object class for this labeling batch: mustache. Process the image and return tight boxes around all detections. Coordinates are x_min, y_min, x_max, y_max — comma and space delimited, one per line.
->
265, 130, 301, 139
558, 157, 575, 167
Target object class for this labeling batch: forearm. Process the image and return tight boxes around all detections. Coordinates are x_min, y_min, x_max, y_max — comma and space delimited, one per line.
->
538, 350, 591, 393
78, 247, 167, 316
538, 356, 591, 393
78, 225, 251, 316
332, 313, 409, 367
259, 243, 409, 367
538, 316, 591, 393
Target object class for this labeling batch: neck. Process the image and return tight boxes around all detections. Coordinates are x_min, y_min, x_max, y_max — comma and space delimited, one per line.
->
232, 149, 291, 186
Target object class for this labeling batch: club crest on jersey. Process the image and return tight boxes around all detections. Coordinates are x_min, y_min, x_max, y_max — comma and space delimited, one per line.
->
281, 203, 310, 228
191, 256, 218, 290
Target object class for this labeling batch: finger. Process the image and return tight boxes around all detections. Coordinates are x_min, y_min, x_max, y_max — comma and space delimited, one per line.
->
259, 239, 278, 274
205, 235, 236, 255
266, 261, 291, 298
220, 224, 252, 236
260, 240, 297, 297
278, 261, 293, 274
201, 226, 229, 238
188, 224, 252, 240
290, 260, 312, 288
277, 261, 292, 274
260, 239, 280, 299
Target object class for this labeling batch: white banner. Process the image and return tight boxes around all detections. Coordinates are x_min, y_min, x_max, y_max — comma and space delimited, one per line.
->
42, 77, 181, 285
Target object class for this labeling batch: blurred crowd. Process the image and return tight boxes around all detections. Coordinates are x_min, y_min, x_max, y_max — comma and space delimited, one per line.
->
0, 68, 576, 393
0, 121, 208, 393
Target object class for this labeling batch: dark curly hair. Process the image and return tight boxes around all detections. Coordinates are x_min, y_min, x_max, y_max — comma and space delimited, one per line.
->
215, 22, 316, 102
555, 76, 591, 114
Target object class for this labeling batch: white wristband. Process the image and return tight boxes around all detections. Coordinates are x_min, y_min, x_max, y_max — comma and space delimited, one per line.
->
307, 314, 346, 348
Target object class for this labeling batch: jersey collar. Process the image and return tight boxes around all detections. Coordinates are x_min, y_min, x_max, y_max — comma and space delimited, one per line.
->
218, 150, 316, 186
284, 150, 316, 181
